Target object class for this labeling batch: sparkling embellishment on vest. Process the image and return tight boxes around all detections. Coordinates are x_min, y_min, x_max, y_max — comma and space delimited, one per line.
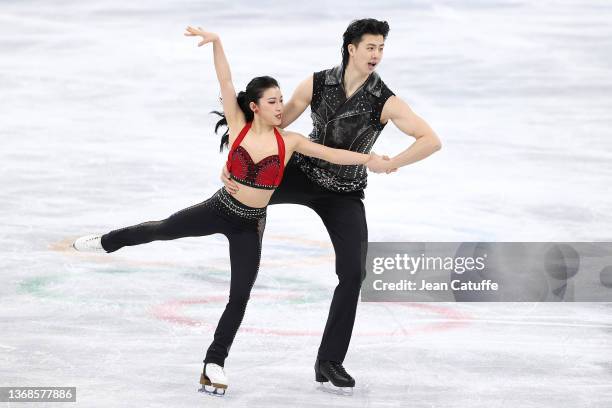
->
295, 65, 395, 192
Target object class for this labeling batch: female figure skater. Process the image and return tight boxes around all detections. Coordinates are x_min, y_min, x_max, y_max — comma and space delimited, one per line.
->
72, 26, 385, 395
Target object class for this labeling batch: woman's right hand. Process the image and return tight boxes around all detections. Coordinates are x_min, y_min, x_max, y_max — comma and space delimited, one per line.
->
184, 26, 219, 46
221, 165, 239, 194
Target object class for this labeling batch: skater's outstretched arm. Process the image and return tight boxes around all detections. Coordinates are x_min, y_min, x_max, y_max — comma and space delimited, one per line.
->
184, 26, 243, 131
283, 131, 390, 167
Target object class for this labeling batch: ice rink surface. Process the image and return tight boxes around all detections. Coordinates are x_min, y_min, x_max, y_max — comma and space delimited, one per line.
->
1, 0, 612, 406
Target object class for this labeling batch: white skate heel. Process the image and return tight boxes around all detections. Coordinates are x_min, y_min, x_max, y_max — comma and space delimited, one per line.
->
199, 363, 228, 396
72, 234, 106, 253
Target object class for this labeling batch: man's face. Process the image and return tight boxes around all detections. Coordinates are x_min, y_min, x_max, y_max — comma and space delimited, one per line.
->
349, 34, 385, 75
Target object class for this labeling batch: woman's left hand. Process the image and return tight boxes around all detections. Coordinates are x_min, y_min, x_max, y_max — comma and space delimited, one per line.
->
184, 26, 219, 46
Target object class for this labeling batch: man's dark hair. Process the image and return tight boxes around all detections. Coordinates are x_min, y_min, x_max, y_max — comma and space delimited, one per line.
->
341, 18, 390, 68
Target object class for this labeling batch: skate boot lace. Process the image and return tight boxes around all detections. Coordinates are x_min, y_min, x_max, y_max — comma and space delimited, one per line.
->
329, 361, 350, 378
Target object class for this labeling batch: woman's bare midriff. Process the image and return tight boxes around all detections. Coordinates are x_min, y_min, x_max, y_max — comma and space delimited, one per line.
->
229, 182, 275, 208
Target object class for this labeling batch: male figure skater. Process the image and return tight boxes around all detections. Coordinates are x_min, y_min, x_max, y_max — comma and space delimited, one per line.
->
222, 18, 442, 389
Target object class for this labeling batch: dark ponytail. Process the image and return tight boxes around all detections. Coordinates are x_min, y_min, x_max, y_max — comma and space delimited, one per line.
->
211, 75, 279, 152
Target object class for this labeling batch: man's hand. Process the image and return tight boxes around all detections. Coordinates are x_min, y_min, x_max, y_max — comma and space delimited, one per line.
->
366, 153, 396, 174
221, 165, 239, 194
382, 155, 398, 174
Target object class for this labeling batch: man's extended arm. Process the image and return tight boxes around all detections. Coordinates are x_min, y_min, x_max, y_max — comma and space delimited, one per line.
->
370, 96, 441, 173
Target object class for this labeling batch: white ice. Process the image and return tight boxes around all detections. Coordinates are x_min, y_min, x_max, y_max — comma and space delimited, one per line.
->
1, 1, 612, 407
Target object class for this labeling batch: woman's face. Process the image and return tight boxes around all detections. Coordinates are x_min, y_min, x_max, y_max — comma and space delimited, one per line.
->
252, 86, 283, 126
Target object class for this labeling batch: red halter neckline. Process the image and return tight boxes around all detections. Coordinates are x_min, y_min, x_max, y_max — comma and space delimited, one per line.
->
225, 122, 286, 188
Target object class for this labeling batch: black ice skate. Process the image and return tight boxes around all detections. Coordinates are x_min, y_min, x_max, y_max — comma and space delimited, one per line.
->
314, 359, 355, 394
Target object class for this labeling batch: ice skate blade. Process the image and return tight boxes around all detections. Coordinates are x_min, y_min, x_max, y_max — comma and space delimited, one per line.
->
198, 385, 226, 396
199, 373, 227, 396
200, 373, 228, 389
315, 381, 354, 396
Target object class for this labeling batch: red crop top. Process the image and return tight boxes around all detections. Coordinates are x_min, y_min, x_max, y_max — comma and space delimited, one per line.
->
225, 122, 286, 190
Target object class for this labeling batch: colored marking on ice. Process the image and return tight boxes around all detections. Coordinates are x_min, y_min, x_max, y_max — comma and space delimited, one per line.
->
150, 295, 472, 336
18, 275, 65, 298
150, 293, 311, 332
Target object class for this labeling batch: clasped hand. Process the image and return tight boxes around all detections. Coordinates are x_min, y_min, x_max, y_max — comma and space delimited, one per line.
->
367, 153, 398, 174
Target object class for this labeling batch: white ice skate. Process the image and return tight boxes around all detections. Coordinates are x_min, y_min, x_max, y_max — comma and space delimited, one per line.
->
72, 234, 106, 253
199, 363, 228, 396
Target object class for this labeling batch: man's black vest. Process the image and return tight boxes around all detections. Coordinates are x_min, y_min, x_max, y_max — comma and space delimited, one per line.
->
294, 65, 395, 192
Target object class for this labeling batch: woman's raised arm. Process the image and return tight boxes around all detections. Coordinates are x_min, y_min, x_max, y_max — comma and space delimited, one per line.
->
184, 26, 243, 129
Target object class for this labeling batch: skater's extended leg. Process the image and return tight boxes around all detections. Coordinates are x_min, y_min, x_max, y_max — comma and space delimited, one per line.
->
100, 196, 224, 253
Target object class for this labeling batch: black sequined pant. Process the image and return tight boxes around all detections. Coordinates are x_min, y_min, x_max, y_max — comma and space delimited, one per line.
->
101, 187, 266, 367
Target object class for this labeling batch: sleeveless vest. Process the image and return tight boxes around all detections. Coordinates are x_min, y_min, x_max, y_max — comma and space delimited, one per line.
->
294, 65, 395, 192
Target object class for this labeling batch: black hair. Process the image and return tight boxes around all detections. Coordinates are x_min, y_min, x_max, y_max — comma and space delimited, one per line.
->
211, 75, 280, 152
341, 18, 390, 69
